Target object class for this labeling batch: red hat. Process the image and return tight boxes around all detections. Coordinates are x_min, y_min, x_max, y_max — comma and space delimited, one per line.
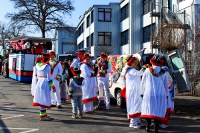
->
150, 54, 164, 66
82, 54, 91, 60
127, 56, 138, 66
49, 51, 56, 57
100, 53, 108, 59
41, 54, 50, 60
35, 57, 41, 64
77, 50, 86, 55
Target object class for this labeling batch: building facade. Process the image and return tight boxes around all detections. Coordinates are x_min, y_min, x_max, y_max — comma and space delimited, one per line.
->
76, 3, 121, 57
54, 27, 77, 55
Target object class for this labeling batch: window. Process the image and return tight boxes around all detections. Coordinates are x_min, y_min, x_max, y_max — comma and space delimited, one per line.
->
121, 30, 129, 46
91, 10, 94, 23
87, 15, 90, 27
98, 8, 111, 22
86, 36, 90, 47
77, 22, 84, 37
78, 41, 84, 49
179, 0, 184, 2
91, 33, 94, 46
143, 0, 155, 15
143, 24, 156, 43
121, 4, 129, 21
170, 54, 184, 70
98, 32, 111, 46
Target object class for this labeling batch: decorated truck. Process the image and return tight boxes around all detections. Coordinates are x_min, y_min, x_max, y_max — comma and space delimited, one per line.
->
108, 49, 190, 108
0, 36, 52, 82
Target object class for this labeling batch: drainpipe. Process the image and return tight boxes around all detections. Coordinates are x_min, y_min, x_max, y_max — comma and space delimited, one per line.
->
129, 0, 132, 55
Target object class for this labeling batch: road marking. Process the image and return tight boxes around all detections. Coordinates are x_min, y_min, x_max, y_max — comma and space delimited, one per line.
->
1, 114, 24, 120
0, 127, 39, 133
3, 105, 16, 108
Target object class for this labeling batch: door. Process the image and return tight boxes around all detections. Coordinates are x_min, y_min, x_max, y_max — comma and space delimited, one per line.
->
167, 50, 190, 92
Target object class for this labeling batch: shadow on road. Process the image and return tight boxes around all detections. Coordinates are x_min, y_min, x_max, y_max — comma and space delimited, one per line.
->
0, 119, 11, 133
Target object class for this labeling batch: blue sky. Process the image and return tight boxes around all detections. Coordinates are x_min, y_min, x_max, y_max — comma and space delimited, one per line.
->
0, 0, 120, 37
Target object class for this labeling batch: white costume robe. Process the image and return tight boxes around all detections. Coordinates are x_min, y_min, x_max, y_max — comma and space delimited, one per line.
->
49, 60, 63, 106
31, 65, 37, 97
140, 67, 169, 120
80, 63, 98, 112
33, 64, 52, 108
70, 57, 81, 69
126, 68, 143, 120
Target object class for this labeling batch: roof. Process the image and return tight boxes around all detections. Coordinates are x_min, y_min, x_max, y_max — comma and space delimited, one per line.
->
9, 36, 52, 42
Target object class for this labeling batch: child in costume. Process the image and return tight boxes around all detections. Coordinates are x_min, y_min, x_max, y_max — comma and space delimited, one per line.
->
33, 54, 55, 121
68, 67, 84, 118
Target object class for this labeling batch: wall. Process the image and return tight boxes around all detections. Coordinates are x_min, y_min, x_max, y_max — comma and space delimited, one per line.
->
130, 0, 143, 54
55, 28, 77, 55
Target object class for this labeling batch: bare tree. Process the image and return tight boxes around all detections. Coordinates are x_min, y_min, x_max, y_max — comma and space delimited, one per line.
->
7, 24, 26, 38
6, 0, 75, 38
0, 21, 27, 49
94, 42, 119, 57
0, 22, 10, 48
183, 14, 200, 96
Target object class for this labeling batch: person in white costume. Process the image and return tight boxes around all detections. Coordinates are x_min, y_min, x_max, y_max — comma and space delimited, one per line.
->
160, 66, 174, 129
80, 54, 98, 114
140, 54, 169, 133
125, 56, 145, 129
49, 51, 63, 108
97, 52, 112, 109
70, 50, 86, 77
31, 57, 41, 97
33, 54, 55, 121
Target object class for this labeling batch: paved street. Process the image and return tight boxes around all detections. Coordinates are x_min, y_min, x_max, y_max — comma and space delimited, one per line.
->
0, 76, 200, 133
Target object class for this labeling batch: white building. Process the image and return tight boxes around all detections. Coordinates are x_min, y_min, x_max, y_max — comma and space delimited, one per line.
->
76, 2, 121, 57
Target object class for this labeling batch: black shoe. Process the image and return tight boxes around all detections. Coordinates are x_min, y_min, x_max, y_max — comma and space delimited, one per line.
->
57, 105, 62, 109
146, 128, 153, 132
51, 105, 56, 107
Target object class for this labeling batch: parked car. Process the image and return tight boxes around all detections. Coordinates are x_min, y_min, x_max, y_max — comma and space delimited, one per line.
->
108, 49, 190, 108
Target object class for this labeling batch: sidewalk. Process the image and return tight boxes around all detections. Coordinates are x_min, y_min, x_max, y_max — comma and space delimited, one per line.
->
174, 94, 200, 120
159, 94, 200, 133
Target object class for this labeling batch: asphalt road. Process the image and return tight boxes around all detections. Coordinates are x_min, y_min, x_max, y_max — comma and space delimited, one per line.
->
0, 76, 200, 133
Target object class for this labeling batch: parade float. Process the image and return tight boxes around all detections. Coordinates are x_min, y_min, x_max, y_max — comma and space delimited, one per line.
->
1, 36, 52, 82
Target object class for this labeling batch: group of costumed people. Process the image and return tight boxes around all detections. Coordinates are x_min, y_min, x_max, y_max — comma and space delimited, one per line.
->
31, 50, 112, 120
124, 54, 175, 133
30, 49, 175, 133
